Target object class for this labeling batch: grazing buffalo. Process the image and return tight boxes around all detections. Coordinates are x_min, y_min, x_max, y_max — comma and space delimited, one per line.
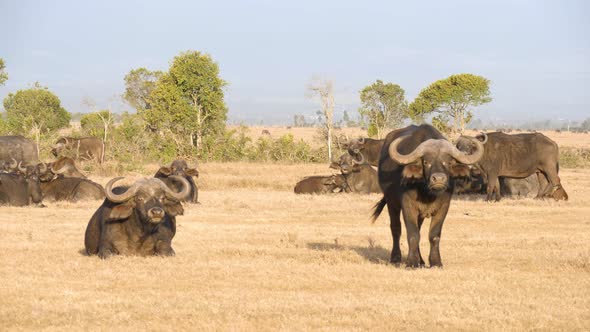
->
347, 137, 385, 167
0, 163, 44, 207
456, 132, 568, 201
84, 176, 189, 258
330, 153, 380, 194
41, 177, 105, 202
372, 124, 483, 268
500, 174, 540, 198
0, 136, 39, 164
294, 174, 348, 194
46, 157, 86, 179
155, 159, 199, 203
51, 137, 104, 163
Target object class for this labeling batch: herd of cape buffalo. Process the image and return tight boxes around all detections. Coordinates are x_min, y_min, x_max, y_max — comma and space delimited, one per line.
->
0, 124, 568, 267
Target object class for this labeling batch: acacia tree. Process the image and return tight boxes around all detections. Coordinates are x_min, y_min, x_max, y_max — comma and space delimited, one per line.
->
0, 58, 7, 86
167, 51, 228, 149
123, 68, 162, 112
358, 80, 408, 139
408, 73, 491, 134
3, 83, 70, 154
307, 77, 335, 160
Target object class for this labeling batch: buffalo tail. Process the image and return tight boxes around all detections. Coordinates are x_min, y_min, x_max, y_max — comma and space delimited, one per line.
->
371, 196, 386, 223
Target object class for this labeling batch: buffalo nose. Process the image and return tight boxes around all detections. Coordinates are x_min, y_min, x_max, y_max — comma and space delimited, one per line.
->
430, 173, 448, 184
149, 207, 165, 218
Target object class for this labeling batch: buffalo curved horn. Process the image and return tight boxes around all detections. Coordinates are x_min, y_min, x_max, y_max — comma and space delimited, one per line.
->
447, 136, 484, 165
51, 163, 68, 175
159, 175, 190, 201
352, 152, 365, 165
388, 136, 432, 165
9, 157, 17, 169
105, 177, 139, 203
37, 163, 48, 174
18, 161, 27, 173
479, 132, 488, 144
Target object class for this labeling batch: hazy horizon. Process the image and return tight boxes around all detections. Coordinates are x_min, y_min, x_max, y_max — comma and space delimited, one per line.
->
1, 0, 588, 126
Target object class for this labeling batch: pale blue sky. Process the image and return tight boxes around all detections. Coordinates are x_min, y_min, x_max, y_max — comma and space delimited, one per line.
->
0, 0, 588, 125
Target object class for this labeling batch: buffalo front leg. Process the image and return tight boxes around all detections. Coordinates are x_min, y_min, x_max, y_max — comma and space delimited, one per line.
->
387, 202, 402, 265
417, 216, 426, 266
428, 202, 450, 268
402, 207, 421, 268
486, 174, 501, 201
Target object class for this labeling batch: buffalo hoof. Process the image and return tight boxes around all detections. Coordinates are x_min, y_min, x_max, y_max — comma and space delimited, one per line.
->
98, 248, 116, 259
157, 248, 175, 256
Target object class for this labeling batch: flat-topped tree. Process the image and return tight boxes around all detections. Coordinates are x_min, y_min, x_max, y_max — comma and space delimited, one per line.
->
408, 73, 491, 134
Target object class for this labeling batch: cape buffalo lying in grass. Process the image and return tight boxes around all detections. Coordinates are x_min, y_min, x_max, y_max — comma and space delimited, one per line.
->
294, 174, 348, 194
84, 176, 189, 258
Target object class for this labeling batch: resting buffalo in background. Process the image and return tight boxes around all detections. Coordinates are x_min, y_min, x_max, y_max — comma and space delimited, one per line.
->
372, 124, 483, 268
330, 153, 380, 194
0, 135, 39, 164
51, 137, 104, 163
347, 137, 385, 167
500, 174, 540, 198
453, 166, 486, 195
46, 157, 86, 179
155, 159, 199, 203
0, 162, 44, 207
41, 177, 105, 202
84, 176, 189, 258
456, 132, 568, 201
294, 174, 348, 194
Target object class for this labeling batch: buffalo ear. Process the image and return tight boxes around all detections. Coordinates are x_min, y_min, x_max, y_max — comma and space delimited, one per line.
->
352, 164, 362, 172
450, 164, 471, 178
329, 162, 340, 170
402, 163, 424, 180
165, 201, 184, 216
158, 167, 172, 176
185, 168, 199, 177
108, 203, 134, 221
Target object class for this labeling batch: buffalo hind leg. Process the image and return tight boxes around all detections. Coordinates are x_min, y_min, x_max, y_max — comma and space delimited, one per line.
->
387, 200, 402, 265
543, 165, 568, 200
402, 207, 422, 268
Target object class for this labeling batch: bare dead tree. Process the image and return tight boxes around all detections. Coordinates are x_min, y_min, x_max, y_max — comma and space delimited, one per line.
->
307, 77, 335, 161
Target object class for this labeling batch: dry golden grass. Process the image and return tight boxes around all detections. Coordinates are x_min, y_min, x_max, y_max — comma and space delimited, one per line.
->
1, 163, 589, 331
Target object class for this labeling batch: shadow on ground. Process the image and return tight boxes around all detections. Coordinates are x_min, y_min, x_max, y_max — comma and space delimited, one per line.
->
306, 242, 391, 264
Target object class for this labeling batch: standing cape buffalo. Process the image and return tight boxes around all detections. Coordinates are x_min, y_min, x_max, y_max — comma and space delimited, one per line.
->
330, 153, 380, 194
51, 137, 104, 163
0, 163, 44, 207
456, 132, 568, 201
372, 124, 483, 268
154, 159, 199, 203
347, 137, 385, 167
0, 136, 39, 164
84, 176, 190, 258
294, 174, 348, 194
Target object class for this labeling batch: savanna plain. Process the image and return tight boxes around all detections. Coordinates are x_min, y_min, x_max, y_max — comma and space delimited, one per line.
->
1, 129, 590, 331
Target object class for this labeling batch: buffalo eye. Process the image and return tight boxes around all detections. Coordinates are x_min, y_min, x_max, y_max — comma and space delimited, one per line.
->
137, 196, 144, 202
